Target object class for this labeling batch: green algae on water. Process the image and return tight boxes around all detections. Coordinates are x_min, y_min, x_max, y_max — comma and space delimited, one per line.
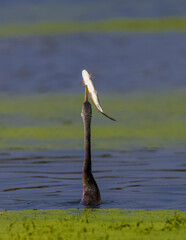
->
0, 17, 186, 37
1, 90, 186, 150
0, 209, 186, 240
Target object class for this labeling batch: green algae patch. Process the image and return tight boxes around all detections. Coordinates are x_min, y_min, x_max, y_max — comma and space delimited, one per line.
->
0, 209, 186, 240
1, 90, 186, 150
0, 17, 186, 37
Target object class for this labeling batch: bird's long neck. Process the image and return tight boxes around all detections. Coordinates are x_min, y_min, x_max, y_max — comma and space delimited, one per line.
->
81, 101, 92, 172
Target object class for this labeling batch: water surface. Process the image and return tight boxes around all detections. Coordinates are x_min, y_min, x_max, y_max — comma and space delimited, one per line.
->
1, 0, 186, 24
0, 147, 185, 210
0, 33, 186, 94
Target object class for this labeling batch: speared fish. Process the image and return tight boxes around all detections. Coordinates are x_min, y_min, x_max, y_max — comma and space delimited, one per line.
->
82, 69, 116, 121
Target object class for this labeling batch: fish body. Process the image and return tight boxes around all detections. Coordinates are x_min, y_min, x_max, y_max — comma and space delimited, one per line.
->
82, 70, 103, 112
82, 69, 116, 121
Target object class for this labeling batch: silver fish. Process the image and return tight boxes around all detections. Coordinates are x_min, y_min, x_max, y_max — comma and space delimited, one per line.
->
82, 69, 116, 121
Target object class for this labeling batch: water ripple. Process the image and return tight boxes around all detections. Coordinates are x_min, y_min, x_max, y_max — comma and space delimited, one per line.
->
0, 148, 185, 210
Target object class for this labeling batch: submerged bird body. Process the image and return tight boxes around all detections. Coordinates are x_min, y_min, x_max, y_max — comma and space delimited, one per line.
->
80, 69, 116, 206
81, 101, 101, 206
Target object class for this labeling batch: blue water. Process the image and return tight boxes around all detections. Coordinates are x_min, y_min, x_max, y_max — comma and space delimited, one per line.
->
0, 0, 186, 23
0, 147, 185, 210
0, 33, 186, 94
0, 1, 186, 211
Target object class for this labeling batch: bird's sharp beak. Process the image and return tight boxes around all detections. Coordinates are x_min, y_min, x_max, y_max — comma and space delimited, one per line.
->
84, 86, 88, 102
